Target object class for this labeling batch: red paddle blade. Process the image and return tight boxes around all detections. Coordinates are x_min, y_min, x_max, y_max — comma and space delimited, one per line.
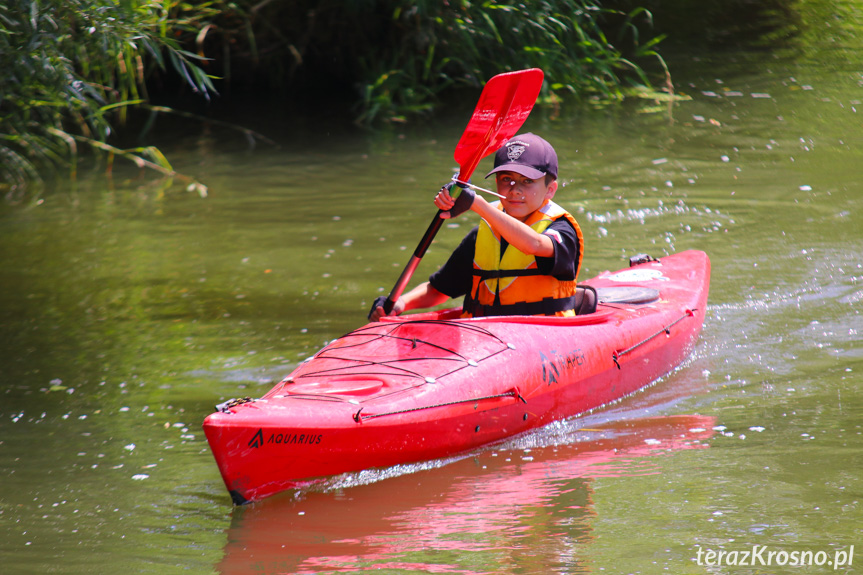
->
453, 68, 544, 181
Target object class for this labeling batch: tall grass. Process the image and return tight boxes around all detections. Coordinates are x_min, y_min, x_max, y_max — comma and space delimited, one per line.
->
0, 0, 215, 199
194, 0, 673, 125
352, 1, 672, 124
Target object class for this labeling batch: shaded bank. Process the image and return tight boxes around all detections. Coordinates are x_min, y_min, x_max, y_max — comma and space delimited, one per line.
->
1, 0, 672, 197
0, 0, 840, 198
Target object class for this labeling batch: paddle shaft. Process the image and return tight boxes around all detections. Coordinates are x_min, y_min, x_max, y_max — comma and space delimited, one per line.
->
379, 169, 474, 315
382, 211, 446, 314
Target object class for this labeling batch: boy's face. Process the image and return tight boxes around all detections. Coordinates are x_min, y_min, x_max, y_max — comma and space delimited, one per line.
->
495, 172, 558, 222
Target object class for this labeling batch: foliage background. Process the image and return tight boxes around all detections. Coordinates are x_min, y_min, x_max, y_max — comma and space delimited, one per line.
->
0, 0, 818, 197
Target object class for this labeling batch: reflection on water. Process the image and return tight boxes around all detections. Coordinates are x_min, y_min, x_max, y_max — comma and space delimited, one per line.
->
218, 414, 715, 575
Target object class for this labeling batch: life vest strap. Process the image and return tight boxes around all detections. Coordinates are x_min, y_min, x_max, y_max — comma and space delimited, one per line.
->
471, 268, 544, 279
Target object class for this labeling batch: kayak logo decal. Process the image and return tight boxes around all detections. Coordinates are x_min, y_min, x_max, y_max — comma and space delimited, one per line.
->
248, 428, 324, 450
248, 428, 264, 449
541, 348, 585, 385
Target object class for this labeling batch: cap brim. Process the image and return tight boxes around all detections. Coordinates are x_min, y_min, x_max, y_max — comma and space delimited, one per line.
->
485, 163, 547, 180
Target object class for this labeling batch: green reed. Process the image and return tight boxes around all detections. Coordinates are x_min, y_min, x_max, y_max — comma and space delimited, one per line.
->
323, 1, 673, 125
0, 0, 215, 199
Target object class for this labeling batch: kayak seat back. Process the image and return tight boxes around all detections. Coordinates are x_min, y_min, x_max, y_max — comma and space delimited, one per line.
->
574, 285, 597, 316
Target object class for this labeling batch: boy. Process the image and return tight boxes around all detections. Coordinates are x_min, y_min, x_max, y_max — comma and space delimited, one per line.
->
369, 133, 583, 320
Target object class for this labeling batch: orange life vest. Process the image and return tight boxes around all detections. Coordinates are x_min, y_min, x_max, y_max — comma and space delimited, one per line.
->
463, 200, 583, 317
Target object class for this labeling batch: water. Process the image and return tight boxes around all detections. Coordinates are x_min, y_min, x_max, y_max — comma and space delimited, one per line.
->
2, 41, 862, 574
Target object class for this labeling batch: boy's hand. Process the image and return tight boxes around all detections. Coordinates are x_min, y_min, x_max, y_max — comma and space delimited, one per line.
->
368, 296, 404, 321
435, 183, 475, 219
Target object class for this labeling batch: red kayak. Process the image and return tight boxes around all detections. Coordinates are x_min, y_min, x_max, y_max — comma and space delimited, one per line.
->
203, 249, 710, 504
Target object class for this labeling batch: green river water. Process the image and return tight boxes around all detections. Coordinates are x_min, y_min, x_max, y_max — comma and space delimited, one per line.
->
2, 34, 862, 575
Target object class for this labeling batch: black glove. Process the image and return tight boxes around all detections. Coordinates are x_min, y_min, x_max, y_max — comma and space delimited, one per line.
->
444, 182, 475, 218
368, 295, 389, 321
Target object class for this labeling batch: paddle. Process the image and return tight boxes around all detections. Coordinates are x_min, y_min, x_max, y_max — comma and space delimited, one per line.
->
371, 68, 545, 319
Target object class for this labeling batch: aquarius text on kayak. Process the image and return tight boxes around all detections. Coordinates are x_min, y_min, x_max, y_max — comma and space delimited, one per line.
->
248, 428, 324, 449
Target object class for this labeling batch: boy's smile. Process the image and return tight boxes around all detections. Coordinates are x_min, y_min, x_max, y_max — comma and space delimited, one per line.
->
495, 172, 558, 222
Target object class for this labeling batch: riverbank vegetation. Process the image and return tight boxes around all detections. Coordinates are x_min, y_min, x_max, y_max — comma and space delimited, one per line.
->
0, 0, 820, 198
0, 0, 215, 198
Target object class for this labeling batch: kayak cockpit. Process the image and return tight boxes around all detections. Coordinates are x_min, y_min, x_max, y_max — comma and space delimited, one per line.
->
377, 283, 661, 326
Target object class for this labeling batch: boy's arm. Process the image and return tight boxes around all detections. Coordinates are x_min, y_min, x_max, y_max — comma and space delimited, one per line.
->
436, 190, 554, 258
469, 195, 555, 257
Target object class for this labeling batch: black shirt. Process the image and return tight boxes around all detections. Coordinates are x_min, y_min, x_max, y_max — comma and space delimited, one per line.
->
429, 217, 581, 299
